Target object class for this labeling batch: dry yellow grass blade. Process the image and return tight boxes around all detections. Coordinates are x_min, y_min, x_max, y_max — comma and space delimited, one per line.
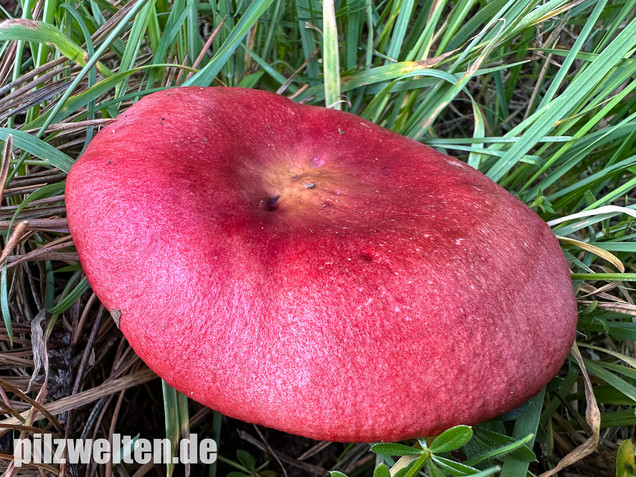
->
557, 235, 625, 273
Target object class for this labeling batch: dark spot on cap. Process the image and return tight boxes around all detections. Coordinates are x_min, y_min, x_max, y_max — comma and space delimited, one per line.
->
361, 248, 378, 262
264, 195, 281, 211
361, 251, 375, 262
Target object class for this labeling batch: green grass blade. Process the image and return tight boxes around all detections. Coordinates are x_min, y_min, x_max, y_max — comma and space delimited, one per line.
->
486, 15, 636, 182
467, 98, 486, 170
584, 359, 636, 403
385, 0, 415, 62
0, 18, 110, 76
499, 389, 544, 476
0, 128, 74, 172
48, 275, 90, 315
322, 0, 340, 108
536, 0, 607, 110
162, 380, 179, 477
116, 0, 157, 98
571, 273, 636, 282
184, 0, 276, 87
1, 264, 12, 346
295, 0, 321, 80
36, 0, 154, 136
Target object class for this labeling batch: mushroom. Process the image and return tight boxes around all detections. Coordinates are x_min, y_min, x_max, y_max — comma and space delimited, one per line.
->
65, 87, 578, 443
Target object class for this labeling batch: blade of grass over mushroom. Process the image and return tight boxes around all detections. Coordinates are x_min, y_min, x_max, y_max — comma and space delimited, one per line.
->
183, 0, 275, 87
300, 62, 460, 105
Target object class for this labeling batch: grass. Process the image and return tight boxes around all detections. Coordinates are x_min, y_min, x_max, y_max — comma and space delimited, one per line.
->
0, 0, 635, 475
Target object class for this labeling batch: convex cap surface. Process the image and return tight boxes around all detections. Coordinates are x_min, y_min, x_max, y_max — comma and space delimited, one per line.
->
66, 87, 578, 442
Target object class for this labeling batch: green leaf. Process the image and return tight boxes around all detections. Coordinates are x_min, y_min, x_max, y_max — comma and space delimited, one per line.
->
372, 463, 391, 477
370, 443, 425, 456
429, 425, 473, 454
426, 460, 446, 477
467, 429, 536, 467
237, 450, 256, 472
616, 439, 636, 477
431, 455, 481, 475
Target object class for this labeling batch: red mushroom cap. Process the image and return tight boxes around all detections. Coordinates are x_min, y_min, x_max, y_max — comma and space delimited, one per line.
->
66, 87, 578, 442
